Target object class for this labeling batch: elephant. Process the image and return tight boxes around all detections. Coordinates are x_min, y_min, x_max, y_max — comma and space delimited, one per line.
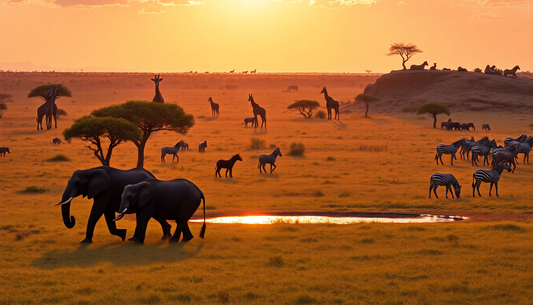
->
114, 178, 206, 244
54, 167, 172, 244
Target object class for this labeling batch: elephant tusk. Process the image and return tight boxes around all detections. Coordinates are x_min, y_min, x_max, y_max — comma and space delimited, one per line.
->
113, 208, 128, 222
54, 196, 73, 206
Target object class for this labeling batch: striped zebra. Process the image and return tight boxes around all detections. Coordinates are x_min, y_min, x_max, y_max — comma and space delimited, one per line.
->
471, 139, 497, 166
429, 173, 461, 199
161, 140, 184, 163
435, 139, 466, 166
460, 136, 488, 160
259, 147, 282, 173
515, 138, 533, 164
472, 163, 512, 197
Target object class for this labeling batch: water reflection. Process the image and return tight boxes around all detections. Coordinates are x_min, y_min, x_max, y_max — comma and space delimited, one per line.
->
190, 214, 467, 224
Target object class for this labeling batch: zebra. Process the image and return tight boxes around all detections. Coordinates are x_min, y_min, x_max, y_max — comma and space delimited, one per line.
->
472, 163, 512, 197
215, 154, 243, 178
515, 138, 533, 164
410, 61, 428, 70
504, 134, 527, 147
199, 141, 207, 153
492, 145, 518, 173
435, 139, 466, 166
161, 140, 184, 163
0, 146, 10, 157
503, 65, 520, 77
429, 173, 461, 199
460, 136, 488, 160
482, 123, 491, 131
471, 140, 497, 166
259, 147, 282, 173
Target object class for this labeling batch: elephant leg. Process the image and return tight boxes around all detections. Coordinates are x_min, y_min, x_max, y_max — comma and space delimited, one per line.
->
170, 222, 186, 242
134, 213, 151, 245
181, 222, 194, 242
104, 209, 127, 242
154, 216, 172, 240
82, 201, 108, 243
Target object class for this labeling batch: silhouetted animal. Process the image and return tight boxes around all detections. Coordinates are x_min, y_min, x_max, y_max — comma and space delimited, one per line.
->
448, 122, 461, 131
288, 85, 298, 92
151, 74, 164, 103
250, 69, 256, 74
429, 63, 437, 70
52, 137, 61, 145
460, 123, 475, 131
258, 147, 282, 173
180, 142, 189, 150
215, 154, 243, 178
457, 66, 468, 72
199, 141, 207, 153
482, 123, 491, 131
248, 94, 267, 128
472, 163, 511, 197
441, 122, 451, 129
161, 141, 184, 163
243, 117, 257, 127
474, 68, 482, 73
504, 65, 520, 77
471, 140, 497, 166
320, 87, 339, 120
435, 139, 466, 166
429, 173, 461, 199
492, 149, 518, 173
484, 65, 496, 74
208, 97, 219, 118
410, 61, 428, 70
37, 87, 58, 130
0, 146, 10, 157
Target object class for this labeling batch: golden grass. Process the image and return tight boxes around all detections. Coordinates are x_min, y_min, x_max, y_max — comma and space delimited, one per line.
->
1, 72, 533, 303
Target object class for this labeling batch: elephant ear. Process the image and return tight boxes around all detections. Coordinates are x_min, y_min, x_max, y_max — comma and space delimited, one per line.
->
84, 169, 111, 199
137, 182, 155, 209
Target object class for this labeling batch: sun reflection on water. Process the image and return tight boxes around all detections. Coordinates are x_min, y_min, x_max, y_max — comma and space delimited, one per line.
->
190, 215, 467, 224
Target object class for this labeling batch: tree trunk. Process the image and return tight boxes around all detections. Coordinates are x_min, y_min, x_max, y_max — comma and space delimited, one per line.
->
402, 60, 407, 70
365, 102, 369, 118
432, 115, 437, 128
136, 142, 145, 168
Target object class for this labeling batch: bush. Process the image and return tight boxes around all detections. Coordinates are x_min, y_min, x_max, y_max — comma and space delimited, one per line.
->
316, 110, 326, 119
46, 154, 71, 162
288, 142, 305, 155
19, 186, 49, 194
248, 137, 266, 150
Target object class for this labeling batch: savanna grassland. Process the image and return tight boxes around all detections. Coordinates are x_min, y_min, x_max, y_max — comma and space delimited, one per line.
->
1, 72, 533, 304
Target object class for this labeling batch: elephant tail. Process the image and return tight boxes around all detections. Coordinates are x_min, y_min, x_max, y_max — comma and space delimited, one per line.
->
199, 193, 206, 238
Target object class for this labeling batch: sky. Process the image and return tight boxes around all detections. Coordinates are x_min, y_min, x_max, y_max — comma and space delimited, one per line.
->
0, 0, 531, 73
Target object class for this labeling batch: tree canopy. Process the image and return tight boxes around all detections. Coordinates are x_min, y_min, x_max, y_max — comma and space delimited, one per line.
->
387, 43, 423, 70
287, 100, 321, 119
417, 102, 450, 128
355, 94, 380, 118
0, 93, 12, 118
91, 100, 195, 168
28, 84, 72, 100
63, 116, 142, 166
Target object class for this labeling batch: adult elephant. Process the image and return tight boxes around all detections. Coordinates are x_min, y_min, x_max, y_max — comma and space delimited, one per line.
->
114, 178, 206, 244
54, 167, 172, 244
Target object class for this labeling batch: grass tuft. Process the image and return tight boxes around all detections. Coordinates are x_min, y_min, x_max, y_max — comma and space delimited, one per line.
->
248, 137, 266, 150
359, 145, 387, 152
18, 186, 49, 194
288, 142, 305, 156
217, 291, 230, 303
295, 294, 318, 304
314, 190, 325, 197
484, 223, 526, 233
268, 256, 284, 267
46, 154, 71, 162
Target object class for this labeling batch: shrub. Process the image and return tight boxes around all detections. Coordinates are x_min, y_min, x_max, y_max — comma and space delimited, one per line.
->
314, 190, 325, 197
316, 110, 326, 119
248, 137, 266, 150
288, 142, 305, 155
19, 186, 49, 194
268, 256, 284, 267
46, 154, 71, 162
359, 145, 387, 152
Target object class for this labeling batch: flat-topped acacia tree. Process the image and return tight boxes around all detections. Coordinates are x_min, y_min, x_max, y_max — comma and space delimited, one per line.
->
287, 100, 321, 119
417, 102, 450, 128
91, 101, 194, 168
387, 43, 423, 70
355, 94, 380, 118
63, 116, 141, 166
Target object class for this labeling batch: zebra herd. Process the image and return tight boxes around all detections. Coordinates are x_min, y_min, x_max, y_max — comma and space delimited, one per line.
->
431, 134, 533, 198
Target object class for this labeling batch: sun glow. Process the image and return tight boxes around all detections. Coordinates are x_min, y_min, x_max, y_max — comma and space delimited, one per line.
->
190, 215, 468, 224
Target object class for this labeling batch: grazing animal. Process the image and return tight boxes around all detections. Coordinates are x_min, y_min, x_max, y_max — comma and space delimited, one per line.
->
208, 97, 220, 118
215, 154, 243, 178
504, 65, 520, 77
448, 122, 461, 131
429, 173, 461, 199
320, 87, 340, 120
410, 61, 428, 70
248, 94, 267, 128
514, 138, 533, 164
492, 148, 518, 173
288, 85, 299, 92
199, 141, 207, 153
229, 69, 235, 74
435, 139, 466, 165
429, 63, 437, 70
471, 140, 497, 166
52, 137, 61, 145
504, 135, 527, 147
460, 123, 475, 131
0, 146, 10, 157
457, 66, 468, 72
161, 141, 184, 163
151, 74, 164, 103
482, 123, 491, 131
460, 136, 489, 160
472, 163, 512, 197
179, 142, 189, 150
242, 70, 248, 74
243, 117, 257, 127
258, 147, 282, 173
250, 69, 256, 74
484, 65, 496, 74
474, 68, 482, 73
441, 121, 450, 129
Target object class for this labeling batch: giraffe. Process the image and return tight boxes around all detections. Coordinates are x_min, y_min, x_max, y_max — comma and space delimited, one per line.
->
248, 94, 267, 128
151, 74, 164, 103
208, 97, 220, 118
320, 87, 340, 120
36, 87, 58, 130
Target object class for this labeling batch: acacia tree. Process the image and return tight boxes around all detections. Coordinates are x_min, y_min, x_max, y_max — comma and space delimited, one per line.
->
355, 94, 380, 118
417, 102, 450, 128
28, 84, 72, 129
28, 84, 72, 101
0, 93, 13, 118
63, 116, 142, 166
287, 100, 321, 118
92, 101, 194, 168
387, 43, 423, 70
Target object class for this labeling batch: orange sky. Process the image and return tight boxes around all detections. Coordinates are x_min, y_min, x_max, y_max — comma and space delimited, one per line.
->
0, 0, 531, 73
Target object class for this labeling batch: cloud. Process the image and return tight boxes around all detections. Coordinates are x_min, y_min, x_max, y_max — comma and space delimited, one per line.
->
53, 0, 129, 7
397, 0, 405, 5
463, 0, 530, 8
471, 12, 506, 19
307, 0, 376, 8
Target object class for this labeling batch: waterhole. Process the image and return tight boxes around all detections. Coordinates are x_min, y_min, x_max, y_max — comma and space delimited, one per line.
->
190, 212, 467, 224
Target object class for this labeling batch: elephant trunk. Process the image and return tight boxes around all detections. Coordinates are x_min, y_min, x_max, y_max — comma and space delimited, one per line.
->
113, 208, 128, 222
59, 197, 76, 229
